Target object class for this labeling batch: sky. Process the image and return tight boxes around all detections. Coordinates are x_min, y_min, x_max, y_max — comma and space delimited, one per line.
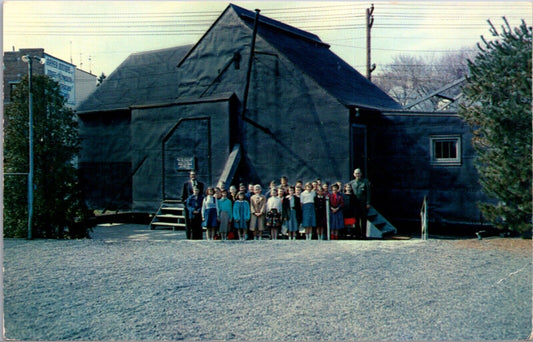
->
2, 1, 532, 77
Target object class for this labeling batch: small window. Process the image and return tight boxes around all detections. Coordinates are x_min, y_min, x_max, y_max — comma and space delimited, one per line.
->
9, 81, 20, 102
430, 135, 461, 165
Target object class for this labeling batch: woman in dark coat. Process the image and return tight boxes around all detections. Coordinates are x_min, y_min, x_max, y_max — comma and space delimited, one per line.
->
342, 183, 357, 239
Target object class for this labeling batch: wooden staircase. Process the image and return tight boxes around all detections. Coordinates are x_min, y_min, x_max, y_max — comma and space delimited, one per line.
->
150, 200, 186, 230
366, 205, 397, 238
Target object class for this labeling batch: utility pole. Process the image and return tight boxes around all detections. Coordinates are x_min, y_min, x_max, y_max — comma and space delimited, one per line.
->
242, 9, 261, 118
366, 4, 376, 80
27, 57, 34, 240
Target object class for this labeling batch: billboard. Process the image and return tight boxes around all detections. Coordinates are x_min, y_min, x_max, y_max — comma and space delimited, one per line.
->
44, 54, 76, 107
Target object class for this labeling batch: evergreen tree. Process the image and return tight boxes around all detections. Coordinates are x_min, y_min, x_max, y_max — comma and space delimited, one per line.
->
4, 75, 94, 238
459, 18, 532, 234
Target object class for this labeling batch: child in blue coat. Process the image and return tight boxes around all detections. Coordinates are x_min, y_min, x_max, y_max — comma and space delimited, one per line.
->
217, 189, 233, 241
233, 191, 251, 241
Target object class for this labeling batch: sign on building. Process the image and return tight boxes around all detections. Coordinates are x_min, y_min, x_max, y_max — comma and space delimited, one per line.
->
175, 157, 196, 171
44, 54, 76, 107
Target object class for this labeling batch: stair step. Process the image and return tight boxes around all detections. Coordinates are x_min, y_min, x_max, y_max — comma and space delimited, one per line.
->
161, 207, 184, 211
156, 214, 184, 219
151, 222, 186, 228
365, 205, 397, 238
374, 222, 387, 229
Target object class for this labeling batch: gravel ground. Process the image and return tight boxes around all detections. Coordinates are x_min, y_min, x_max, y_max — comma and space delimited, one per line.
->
3, 224, 532, 341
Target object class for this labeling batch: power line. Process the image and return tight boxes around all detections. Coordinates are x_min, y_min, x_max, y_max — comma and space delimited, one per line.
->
5, 2, 529, 74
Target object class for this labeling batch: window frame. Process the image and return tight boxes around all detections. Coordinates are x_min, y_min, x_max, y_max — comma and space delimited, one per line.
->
430, 135, 462, 166
8, 81, 20, 102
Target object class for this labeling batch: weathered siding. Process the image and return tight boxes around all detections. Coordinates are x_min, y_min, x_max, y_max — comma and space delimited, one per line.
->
175, 9, 352, 187
241, 47, 350, 185
78, 110, 132, 209
130, 98, 234, 212
364, 112, 487, 230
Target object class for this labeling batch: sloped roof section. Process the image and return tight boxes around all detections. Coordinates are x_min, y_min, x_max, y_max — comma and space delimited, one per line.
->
77, 45, 192, 113
231, 4, 402, 111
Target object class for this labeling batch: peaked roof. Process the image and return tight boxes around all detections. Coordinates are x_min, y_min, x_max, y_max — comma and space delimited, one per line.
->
404, 77, 466, 111
77, 4, 401, 114
77, 45, 192, 113
230, 4, 401, 111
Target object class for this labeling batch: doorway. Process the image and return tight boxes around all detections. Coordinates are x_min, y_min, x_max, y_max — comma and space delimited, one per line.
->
351, 124, 367, 177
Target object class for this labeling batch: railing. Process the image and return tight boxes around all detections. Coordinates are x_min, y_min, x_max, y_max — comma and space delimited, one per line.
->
420, 195, 428, 240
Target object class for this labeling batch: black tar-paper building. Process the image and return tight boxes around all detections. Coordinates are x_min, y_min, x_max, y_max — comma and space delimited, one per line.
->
77, 4, 487, 232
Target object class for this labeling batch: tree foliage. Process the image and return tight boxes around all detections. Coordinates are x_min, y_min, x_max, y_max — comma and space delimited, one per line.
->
97, 72, 106, 87
459, 18, 532, 233
4, 75, 94, 238
374, 48, 476, 110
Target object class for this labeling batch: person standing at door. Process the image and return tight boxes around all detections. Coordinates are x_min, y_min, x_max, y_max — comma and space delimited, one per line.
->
349, 168, 371, 239
181, 170, 205, 202
186, 187, 204, 239
181, 170, 205, 237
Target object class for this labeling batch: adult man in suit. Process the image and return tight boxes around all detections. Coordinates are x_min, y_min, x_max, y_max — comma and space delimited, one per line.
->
181, 170, 205, 239
181, 171, 204, 201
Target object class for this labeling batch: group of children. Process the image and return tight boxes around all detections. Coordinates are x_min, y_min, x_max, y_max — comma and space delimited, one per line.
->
185, 176, 365, 241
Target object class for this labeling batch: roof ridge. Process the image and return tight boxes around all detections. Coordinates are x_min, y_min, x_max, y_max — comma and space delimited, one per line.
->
229, 3, 329, 48
130, 44, 193, 57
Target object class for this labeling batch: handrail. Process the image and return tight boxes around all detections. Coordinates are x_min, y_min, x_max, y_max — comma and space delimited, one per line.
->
420, 195, 428, 240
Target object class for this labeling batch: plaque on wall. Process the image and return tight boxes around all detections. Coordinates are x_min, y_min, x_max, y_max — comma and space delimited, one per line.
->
175, 157, 196, 172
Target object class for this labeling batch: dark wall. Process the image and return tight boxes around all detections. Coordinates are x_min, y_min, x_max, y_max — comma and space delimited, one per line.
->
78, 110, 132, 210
175, 9, 352, 189
130, 98, 233, 212
362, 112, 487, 230
241, 52, 351, 187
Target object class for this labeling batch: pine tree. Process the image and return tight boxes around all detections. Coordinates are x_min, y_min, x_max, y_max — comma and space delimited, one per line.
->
459, 18, 532, 234
4, 75, 94, 238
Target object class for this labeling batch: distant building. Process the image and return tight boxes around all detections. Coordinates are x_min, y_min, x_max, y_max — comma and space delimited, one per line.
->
75, 68, 98, 107
3, 48, 96, 108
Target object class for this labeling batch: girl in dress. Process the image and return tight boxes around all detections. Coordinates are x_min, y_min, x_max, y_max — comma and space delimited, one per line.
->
329, 183, 344, 240
202, 187, 219, 240
342, 183, 357, 239
246, 184, 254, 202
214, 187, 222, 200
249, 184, 266, 240
217, 189, 233, 241
266, 187, 282, 240
277, 186, 288, 237
282, 186, 302, 240
300, 182, 317, 240
322, 182, 330, 197
229, 185, 238, 203
233, 191, 251, 241
314, 187, 328, 240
